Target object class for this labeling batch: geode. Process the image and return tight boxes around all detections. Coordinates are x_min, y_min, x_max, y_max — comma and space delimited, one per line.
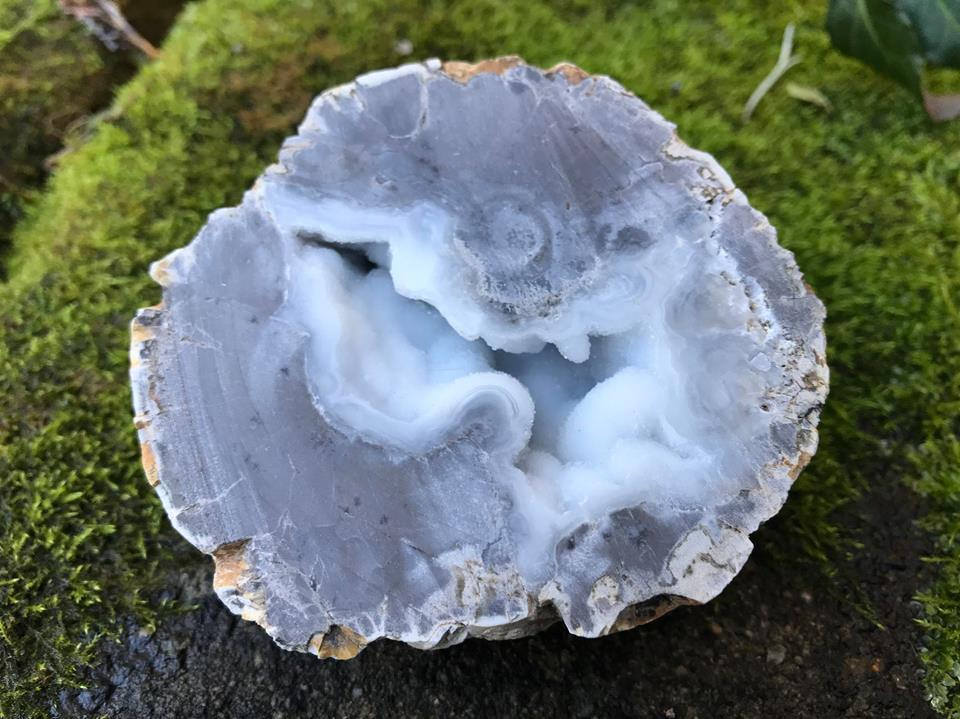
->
130, 57, 828, 658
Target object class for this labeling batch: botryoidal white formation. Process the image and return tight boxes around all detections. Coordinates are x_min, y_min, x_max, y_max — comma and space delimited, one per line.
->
130, 57, 828, 659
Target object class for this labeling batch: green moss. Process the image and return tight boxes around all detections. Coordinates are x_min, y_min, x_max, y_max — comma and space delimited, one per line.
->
1, 0, 958, 715
0, 0, 137, 276
915, 437, 960, 714
0, 0, 185, 278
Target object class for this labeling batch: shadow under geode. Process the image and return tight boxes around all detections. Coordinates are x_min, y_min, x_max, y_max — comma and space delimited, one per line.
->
61, 479, 934, 719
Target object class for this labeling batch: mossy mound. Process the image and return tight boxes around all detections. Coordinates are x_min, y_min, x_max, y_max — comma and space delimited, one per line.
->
0, 0, 958, 716
0, 0, 151, 275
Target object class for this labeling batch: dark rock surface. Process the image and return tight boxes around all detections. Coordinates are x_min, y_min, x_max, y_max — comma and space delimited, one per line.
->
59, 480, 934, 719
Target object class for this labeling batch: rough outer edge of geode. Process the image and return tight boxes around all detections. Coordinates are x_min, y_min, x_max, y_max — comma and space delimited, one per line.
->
129, 57, 829, 659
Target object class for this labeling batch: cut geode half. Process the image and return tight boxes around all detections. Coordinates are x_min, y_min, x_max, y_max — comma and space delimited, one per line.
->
130, 57, 828, 658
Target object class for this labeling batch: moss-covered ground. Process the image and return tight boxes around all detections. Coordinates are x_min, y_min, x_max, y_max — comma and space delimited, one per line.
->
0, 0, 958, 716
0, 0, 180, 277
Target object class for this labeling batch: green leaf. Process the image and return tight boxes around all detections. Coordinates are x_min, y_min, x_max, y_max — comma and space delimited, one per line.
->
902, 0, 960, 67
827, 0, 924, 97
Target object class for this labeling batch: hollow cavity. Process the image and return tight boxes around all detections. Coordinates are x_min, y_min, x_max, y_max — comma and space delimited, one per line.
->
280, 226, 778, 581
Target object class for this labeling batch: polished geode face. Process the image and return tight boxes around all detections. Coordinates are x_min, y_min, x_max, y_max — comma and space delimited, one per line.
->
131, 58, 827, 656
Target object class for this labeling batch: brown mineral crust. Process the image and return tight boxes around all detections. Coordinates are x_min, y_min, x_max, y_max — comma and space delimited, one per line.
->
546, 62, 589, 85
441, 55, 525, 83
212, 540, 252, 593
441, 57, 591, 87
128, 304, 163, 367
308, 626, 369, 660
130, 307, 165, 489
211, 540, 270, 628
609, 595, 699, 634
149, 255, 177, 287
788, 451, 815, 481
139, 442, 160, 487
